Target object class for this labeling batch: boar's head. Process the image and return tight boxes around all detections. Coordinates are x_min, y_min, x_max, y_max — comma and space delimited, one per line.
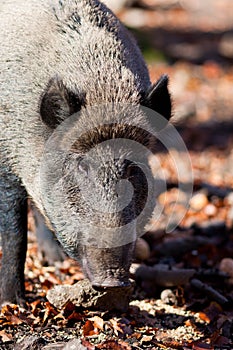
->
39, 75, 171, 288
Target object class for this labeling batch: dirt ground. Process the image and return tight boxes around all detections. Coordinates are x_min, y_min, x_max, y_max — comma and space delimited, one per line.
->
0, 1, 233, 349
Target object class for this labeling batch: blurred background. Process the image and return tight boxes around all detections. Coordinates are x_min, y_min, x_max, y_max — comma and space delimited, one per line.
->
103, 0, 233, 125
102, 0, 233, 231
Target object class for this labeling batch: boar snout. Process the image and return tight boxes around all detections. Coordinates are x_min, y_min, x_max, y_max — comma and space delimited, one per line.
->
81, 243, 134, 288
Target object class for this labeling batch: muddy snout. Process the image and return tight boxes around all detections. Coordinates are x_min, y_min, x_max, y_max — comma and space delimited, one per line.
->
82, 243, 134, 289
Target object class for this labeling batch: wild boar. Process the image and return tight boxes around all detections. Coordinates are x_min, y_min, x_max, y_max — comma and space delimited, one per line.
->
0, 0, 171, 305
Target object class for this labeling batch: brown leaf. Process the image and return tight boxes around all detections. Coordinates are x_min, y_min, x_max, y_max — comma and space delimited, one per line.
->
192, 341, 214, 350
18, 313, 37, 326
81, 339, 96, 349
40, 271, 62, 287
83, 320, 98, 337
5, 314, 23, 325
63, 301, 76, 314
67, 311, 84, 322
141, 334, 154, 342
130, 332, 142, 340
89, 315, 104, 331
96, 340, 131, 350
198, 312, 211, 323
1, 303, 19, 315
110, 319, 124, 336
184, 319, 194, 327
0, 330, 13, 342
40, 279, 56, 291
30, 299, 43, 315
0, 304, 24, 326
42, 302, 58, 323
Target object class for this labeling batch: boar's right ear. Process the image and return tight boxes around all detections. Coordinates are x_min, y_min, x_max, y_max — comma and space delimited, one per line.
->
142, 74, 172, 129
40, 77, 83, 129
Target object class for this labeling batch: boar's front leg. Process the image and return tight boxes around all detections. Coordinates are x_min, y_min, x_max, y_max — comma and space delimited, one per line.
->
0, 174, 27, 306
32, 205, 66, 265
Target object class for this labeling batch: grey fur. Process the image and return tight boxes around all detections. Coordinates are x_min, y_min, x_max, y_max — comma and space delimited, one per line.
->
0, 0, 171, 304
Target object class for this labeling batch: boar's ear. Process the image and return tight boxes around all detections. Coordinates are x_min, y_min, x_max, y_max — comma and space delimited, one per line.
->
142, 74, 172, 123
40, 77, 83, 129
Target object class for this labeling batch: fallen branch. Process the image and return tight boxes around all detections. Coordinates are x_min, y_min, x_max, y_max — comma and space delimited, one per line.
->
134, 264, 195, 287
153, 236, 210, 257
190, 278, 229, 306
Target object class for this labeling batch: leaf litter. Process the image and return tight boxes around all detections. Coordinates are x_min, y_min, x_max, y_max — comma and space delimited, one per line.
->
1, 0, 233, 349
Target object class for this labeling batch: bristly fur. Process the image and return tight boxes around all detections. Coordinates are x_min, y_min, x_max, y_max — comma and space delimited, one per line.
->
0, 0, 151, 210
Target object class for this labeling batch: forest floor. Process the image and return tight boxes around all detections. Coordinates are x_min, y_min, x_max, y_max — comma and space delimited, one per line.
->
0, 1, 233, 349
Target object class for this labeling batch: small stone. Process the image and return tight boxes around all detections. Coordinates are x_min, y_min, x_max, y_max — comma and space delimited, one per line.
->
135, 238, 150, 261
227, 205, 233, 226
63, 339, 88, 350
219, 33, 233, 58
226, 192, 233, 205
129, 263, 141, 275
160, 289, 177, 305
219, 258, 233, 284
190, 193, 208, 211
204, 203, 217, 217
14, 336, 46, 350
42, 339, 87, 350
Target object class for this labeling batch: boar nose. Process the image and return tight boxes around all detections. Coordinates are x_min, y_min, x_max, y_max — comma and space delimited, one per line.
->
83, 257, 132, 289
82, 243, 134, 289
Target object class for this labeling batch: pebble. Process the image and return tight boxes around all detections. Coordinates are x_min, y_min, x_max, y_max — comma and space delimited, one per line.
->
219, 33, 233, 58
135, 238, 150, 261
227, 205, 233, 226
189, 193, 208, 211
204, 203, 217, 217
226, 192, 233, 205
160, 289, 177, 305
219, 258, 233, 284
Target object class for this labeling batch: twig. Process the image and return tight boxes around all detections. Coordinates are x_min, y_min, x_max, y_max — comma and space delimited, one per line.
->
190, 278, 229, 306
135, 264, 195, 287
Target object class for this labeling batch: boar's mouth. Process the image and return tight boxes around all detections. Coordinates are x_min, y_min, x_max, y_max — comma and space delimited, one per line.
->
85, 266, 131, 288
81, 244, 133, 289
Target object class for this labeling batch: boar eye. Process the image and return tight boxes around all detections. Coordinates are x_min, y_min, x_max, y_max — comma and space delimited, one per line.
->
77, 157, 89, 175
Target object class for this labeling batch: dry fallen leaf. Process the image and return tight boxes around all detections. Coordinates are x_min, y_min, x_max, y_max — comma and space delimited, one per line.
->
42, 302, 59, 324
89, 315, 104, 331
96, 339, 131, 350
0, 330, 13, 342
83, 320, 99, 337
110, 319, 124, 336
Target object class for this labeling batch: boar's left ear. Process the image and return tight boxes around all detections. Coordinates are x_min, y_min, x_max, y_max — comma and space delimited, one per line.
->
40, 77, 84, 129
142, 74, 172, 122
